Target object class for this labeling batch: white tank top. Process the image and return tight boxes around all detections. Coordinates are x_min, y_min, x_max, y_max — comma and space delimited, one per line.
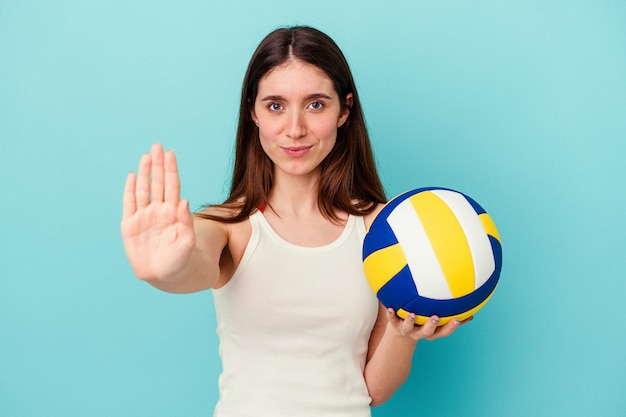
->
212, 211, 379, 417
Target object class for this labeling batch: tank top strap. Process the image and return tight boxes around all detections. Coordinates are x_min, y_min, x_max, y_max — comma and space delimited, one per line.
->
354, 214, 367, 242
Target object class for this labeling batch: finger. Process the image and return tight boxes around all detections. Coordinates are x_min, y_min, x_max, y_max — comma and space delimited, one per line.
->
164, 149, 180, 204
122, 172, 137, 219
429, 318, 461, 340
459, 316, 474, 326
178, 199, 193, 227
136, 153, 151, 208
386, 308, 402, 324
418, 316, 440, 339
150, 144, 165, 203
400, 312, 417, 335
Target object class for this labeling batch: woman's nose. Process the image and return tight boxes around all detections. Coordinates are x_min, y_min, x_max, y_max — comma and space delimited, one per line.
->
285, 110, 307, 139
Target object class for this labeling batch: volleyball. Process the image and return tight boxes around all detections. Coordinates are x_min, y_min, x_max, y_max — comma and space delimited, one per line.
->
362, 187, 502, 325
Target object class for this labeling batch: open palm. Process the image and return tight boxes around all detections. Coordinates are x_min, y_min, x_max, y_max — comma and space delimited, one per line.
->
121, 144, 195, 281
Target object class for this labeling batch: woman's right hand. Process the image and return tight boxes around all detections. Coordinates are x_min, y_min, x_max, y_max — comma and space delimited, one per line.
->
121, 144, 196, 282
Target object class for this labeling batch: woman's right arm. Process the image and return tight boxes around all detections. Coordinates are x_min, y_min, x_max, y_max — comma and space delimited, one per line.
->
121, 144, 227, 293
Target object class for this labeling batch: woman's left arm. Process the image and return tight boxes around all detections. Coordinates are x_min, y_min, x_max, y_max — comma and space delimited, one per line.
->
363, 303, 470, 406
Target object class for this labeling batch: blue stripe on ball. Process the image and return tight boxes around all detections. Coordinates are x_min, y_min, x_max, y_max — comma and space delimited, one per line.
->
401, 250, 500, 317
491, 235, 503, 273
461, 193, 487, 215
362, 221, 399, 259
376, 265, 419, 310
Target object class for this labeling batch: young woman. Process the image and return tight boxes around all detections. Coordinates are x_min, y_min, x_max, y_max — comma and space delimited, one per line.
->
122, 26, 467, 417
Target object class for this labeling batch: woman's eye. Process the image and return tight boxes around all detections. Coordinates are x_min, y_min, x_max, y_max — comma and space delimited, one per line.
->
309, 101, 324, 110
268, 103, 283, 111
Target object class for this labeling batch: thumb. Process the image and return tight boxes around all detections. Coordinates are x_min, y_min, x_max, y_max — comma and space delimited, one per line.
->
178, 199, 193, 226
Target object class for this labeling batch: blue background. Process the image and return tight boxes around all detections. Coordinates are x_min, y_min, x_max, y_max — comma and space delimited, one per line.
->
1, 1, 625, 416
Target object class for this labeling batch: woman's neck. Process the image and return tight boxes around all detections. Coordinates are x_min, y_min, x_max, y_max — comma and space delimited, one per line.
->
262, 173, 348, 246
266, 171, 322, 218
267, 190, 318, 219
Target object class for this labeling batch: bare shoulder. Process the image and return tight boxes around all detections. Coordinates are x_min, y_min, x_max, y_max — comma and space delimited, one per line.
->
193, 205, 253, 287
192, 206, 231, 240
193, 205, 252, 244
363, 203, 386, 230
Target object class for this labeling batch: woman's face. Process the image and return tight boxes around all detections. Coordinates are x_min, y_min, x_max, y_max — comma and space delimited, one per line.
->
251, 60, 351, 180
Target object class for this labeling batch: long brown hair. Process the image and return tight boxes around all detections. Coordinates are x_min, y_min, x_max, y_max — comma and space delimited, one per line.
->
199, 26, 386, 222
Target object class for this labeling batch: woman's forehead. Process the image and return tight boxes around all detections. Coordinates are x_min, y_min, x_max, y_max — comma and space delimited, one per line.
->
258, 59, 335, 96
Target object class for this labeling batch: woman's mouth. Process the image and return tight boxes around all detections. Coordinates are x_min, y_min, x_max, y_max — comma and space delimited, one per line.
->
282, 145, 312, 157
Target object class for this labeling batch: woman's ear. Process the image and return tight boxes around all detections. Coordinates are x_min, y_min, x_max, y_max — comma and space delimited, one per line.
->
249, 98, 259, 126
338, 93, 353, 128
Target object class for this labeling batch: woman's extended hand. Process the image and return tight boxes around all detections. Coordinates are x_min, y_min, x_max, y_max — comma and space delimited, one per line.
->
121, 144, 196, 281
385, 308, 472, 342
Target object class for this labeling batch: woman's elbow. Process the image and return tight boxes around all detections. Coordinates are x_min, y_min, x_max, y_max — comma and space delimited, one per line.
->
368, 388, 394, 407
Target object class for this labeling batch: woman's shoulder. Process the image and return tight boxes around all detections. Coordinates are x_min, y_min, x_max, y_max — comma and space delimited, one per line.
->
194, 204, 254, 285
193, 202, 255, 243
362, 202, 385, 229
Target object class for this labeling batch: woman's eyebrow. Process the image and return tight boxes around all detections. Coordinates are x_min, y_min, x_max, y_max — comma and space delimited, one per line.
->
304, 93, 333, 100
259, 95, 284, 102
259, 93, 334, 102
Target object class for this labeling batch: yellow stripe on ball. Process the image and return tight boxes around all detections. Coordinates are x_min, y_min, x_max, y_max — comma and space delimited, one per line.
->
479, 213, 501, 243
409, 192, 475, 298
363, 243, 407, 293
